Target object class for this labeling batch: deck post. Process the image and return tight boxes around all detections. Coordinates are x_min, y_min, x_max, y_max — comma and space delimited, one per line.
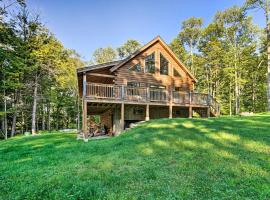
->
121, 103, 124, 131
82, 73, 88, 139
146, 87, 150, 101
83, 72, 86, 97
207, 94, 211, 118
169, 87, 173, 119
145, 104, 150, 121
121, 85, 125, 100
82, 100, 87, 138
169, 104, 172, 119
189, 106, 192, 118
207, 107, 210, 118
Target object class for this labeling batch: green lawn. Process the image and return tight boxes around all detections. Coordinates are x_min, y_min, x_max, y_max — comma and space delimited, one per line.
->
1, 115, 270, 200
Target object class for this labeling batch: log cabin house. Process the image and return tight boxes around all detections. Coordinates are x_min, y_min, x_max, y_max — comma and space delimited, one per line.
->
77, 36, 220, 137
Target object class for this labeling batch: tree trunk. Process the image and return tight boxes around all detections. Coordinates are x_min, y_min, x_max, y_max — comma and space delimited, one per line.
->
190, 42, 194, 75
56, 106, 60, 130
11, 91, 18, 137
229, 81, 232, 116
42, 103, 45, 130
234, 43, 240, 115
31, 74, 38, 135
252, 73, 256, 112
11, 112, 17, 137
47, 102, 51, 131
21, 111, 24, 134
265, 0, 270, 111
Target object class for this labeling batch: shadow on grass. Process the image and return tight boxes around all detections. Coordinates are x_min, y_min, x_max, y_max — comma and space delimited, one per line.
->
0, 115, 270, 199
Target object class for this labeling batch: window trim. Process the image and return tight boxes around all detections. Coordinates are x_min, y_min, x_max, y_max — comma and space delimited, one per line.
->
129, 63, 142, 72
144, 52, 155, 74
160, 53, 169, 76
173, 67, 182, 78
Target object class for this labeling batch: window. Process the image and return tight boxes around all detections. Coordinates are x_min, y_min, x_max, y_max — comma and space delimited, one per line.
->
133, 107, 144, 115
129, 63, 141, 72
145, 53, 155, 74
174, 87, 181, 91
127, 82, 145, 87
150, 85, 166, 89
160, 53, 169, 75
173, 68, 182, 77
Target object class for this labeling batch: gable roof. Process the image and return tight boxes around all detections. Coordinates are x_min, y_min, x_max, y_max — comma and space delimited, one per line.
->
77, 60, 122, 74
110, 36, 197, 83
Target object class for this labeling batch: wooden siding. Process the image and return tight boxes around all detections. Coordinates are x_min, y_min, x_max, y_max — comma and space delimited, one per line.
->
114, 41, 194, 91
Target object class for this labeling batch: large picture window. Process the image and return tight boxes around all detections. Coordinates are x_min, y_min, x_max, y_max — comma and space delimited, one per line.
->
145, 53, 155, 74
173, 68, 182, 77
129, 63, 141, 72
160, 53, 169, 75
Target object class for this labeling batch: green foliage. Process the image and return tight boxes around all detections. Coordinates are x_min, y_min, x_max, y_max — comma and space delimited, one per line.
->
92, 46, 117, 64
117, 39, 142, 58
178, 17, 203, 77
169, 37, 187, 62
0, 115, 270, 199
175, 6, 267, 114
0, 1, 83, 138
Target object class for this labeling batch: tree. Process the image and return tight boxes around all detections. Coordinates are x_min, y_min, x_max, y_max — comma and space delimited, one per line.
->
213, 6, 259, 114
244, 0, 270, 111
179, 17, 203, 76
92, 47, 116, 64
117, 39, 141, 59
169, 37, 187, 62
198, 23, 224, 99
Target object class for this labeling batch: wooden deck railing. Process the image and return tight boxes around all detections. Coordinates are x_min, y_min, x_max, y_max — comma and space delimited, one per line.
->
150, 88, 168, 102
86, 83, 121, 100
124, 87, 148, 102
85, 83, 220, 115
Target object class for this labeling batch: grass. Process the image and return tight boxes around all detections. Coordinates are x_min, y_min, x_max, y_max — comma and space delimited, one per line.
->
0, 115, 270, 200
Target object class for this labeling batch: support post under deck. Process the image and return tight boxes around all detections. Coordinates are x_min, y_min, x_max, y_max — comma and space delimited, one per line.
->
145, 104, 149, 121
189, 106, 192, 118
169, 104, 173, 119
82, 99, 87, 138
121, 103, 124, 131
207, 107, 210, 118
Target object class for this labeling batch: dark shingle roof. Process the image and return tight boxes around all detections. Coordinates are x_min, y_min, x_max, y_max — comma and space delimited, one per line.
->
77, 60, 123, 74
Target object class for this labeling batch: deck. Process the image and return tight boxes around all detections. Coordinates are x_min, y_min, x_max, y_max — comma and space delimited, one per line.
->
83, 83, 220, 116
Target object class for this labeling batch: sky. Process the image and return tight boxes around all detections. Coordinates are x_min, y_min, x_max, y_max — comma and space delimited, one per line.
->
27, 0, 265, 61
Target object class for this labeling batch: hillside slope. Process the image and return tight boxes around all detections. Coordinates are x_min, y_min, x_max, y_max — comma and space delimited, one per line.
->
0, 115, 270, 199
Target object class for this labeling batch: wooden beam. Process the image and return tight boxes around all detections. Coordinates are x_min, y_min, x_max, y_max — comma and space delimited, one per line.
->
83, 72, 86, 97
88, 73, 115, 78
82, 99, 88, 138
121, 103, 124, 131
207, 107, 210, 118
169, 87, 173, 119
189, 106, 192, 118
169, 104, 172, 119
145, 104, 149, 121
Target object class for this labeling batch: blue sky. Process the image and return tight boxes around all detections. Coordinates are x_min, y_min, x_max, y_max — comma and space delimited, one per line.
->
28, 0, 264, 61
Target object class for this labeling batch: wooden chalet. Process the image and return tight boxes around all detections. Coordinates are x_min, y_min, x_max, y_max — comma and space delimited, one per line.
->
77, 36, 220, 137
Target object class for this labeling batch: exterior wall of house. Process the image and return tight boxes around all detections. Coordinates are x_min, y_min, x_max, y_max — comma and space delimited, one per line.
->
124, 105, 146, 121
113, 105, 122, 134
149, 106, 169, 119
114, 42, 194, 91
100, 110, 112, 132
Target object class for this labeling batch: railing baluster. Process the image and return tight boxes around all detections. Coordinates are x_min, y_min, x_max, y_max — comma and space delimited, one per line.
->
85, 83, 220, 115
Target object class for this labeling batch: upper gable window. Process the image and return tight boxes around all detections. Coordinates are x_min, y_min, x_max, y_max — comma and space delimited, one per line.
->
145, 53, 155, 74
173, 68, 182, 78
129, 63, 142, 72
160, 53, 169, 75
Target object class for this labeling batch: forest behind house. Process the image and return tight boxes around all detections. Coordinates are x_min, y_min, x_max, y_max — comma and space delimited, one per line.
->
1, 0, 269, 139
